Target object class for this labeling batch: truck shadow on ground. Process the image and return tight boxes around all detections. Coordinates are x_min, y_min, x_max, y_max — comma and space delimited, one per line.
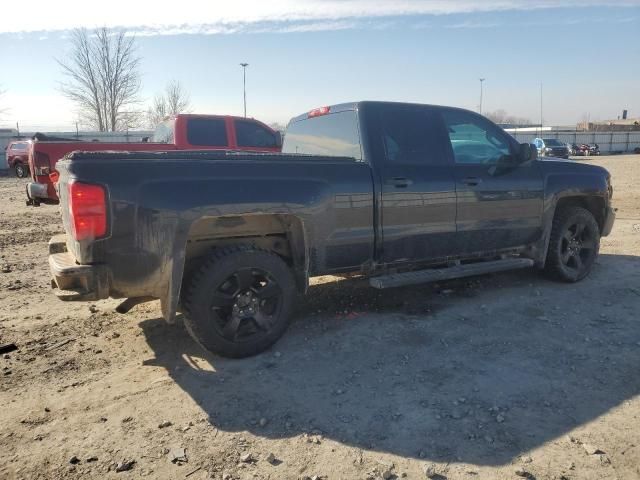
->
140, 253, 640, 466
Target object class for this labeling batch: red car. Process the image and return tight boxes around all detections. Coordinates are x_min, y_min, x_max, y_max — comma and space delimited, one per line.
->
6, 140, 31, 178
26, 114, 282, 205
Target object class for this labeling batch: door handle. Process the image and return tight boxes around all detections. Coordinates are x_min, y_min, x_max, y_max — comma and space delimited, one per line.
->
461, 177, 483, 186
385, 177, 413, 188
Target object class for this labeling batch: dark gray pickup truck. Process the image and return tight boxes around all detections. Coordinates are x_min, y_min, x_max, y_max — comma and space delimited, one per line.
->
49, 101, 615, 357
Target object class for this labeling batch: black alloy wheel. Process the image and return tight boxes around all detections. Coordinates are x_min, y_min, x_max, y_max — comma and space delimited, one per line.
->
559, 221, 597, 275
183, 246, 296, 358
545, 206, 600, 282
209, 267, 284, 343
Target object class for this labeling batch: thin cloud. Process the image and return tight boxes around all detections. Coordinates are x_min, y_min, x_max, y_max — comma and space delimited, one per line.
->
130, 20, 360, 37
444, 21, 502, 29
2, 0, 639, 34
270, 20, 359, 33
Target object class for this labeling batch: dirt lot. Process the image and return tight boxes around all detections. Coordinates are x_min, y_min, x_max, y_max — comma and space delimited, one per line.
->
1, 155, 639, 480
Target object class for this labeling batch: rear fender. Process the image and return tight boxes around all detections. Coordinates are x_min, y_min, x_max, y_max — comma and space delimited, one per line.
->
162, 213, 309, 323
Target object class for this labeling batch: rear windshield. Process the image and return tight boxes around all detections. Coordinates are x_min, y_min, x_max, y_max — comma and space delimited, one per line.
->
283, 111, 362, 160
153, 119, 175, 143
543, 139, 563, 146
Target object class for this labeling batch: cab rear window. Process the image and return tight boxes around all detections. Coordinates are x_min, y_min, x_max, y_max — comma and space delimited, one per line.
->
283, 111, 362, 160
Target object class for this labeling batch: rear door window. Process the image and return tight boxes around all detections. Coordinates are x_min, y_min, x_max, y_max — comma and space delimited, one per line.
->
186, 118, 228, 147
283, 111, 362, 160
377, 105, 448, 165
235, 120, 277, 148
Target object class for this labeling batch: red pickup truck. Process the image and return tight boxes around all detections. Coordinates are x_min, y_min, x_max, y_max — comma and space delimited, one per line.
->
26, 114, 282, 205
6, 140, 31, 178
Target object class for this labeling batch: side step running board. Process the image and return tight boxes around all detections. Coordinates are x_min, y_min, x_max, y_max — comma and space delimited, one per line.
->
369, 258, 534, 289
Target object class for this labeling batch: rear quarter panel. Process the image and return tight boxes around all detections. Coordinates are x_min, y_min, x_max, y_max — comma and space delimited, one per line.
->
57, 155, 374, 320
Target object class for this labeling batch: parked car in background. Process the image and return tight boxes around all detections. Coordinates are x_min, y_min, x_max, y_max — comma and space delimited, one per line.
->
574, 144, 585, 156
573, 143, 600, 156
48, 101, 615, 357
533, 138, 570, 159
26, 114, 282, 205
6, 140, 31, 177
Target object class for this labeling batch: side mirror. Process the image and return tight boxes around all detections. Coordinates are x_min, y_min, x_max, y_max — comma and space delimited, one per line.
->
490, 144, 536, 176
274, 131, 283, 149
519, 142, 537, 164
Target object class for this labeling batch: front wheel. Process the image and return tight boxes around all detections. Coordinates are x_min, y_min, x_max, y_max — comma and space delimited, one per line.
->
183, 246, 296, 358
14, 163, 28, 178
545, 206, 600, 282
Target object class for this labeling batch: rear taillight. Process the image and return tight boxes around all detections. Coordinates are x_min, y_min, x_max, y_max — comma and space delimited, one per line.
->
68, 182, 107, 241
34, 152, 50, 175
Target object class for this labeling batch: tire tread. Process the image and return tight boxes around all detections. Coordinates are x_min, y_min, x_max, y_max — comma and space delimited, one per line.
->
182, 244, 295, 358
545, 206, 599, 282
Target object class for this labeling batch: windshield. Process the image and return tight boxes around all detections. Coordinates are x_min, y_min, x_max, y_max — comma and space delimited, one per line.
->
543, 139, 563, 146
152, 118, 175, 143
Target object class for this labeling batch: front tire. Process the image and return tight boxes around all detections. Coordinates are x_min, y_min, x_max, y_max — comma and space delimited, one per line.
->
545, 206, 600, 282
14, 163, 28, 178
183, 246, 296, 358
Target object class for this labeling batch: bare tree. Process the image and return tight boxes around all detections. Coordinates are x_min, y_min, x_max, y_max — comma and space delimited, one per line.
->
268, 122, 286, 133
58, 28, 141, 132
146, 80, 191, 127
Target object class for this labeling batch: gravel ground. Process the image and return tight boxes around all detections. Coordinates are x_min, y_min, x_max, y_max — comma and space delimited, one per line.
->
1, 155, 639, 480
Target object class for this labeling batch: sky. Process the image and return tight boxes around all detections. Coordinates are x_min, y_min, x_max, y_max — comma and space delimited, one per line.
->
0, 0, 639, 131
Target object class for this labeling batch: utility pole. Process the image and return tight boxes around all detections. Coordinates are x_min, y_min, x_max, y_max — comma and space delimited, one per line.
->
240, 63, 249, 118
479, 78, 485, 115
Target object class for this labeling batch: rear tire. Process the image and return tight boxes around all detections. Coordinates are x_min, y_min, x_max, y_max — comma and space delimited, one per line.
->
544, 206, 600, 282
183, 245, 296, 358
14, 163, 28, 178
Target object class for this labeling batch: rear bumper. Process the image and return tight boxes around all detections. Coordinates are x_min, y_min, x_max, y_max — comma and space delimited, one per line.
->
48, 235, 110, 301
26, 182, 49, 206
602, 206, 616, 237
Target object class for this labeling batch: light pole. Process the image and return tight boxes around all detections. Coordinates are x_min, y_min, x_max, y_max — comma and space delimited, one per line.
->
240, 63, 249, 118
479, 78, 485, 115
